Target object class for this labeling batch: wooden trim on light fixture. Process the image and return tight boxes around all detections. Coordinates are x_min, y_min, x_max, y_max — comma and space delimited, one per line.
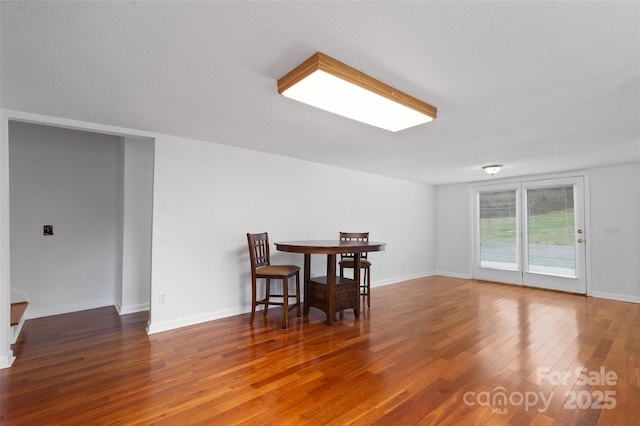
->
277, 52, 437, 121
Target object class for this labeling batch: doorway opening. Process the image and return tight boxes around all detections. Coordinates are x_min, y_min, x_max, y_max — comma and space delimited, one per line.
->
8, 121, 154, 336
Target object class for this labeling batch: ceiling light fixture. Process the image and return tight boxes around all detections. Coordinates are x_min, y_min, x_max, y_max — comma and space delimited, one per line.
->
277, 52, 437, 132
482, 165, 503, 175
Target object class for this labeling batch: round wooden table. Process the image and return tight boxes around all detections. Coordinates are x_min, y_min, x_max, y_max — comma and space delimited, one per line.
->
275, 240, 386, 325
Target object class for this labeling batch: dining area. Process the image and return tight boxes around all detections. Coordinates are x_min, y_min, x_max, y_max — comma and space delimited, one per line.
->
246, 232, 386, 329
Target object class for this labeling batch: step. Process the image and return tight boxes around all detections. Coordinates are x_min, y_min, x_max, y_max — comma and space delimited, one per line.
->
10, 301, 28, 326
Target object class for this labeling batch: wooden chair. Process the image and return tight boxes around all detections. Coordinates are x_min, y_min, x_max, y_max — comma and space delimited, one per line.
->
339, 232, 372, 308
247, 232, 300, 329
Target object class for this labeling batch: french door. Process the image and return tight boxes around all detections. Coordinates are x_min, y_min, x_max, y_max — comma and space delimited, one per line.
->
473, 176, 586, 294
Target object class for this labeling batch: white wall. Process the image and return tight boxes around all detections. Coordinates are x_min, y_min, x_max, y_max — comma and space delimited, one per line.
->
589, 163, 640, 302
9, 121, 123, 318
148, 134, 435, 332
435, 163, 640, 302
120, 137, 154, 314
435, 183, 471, 278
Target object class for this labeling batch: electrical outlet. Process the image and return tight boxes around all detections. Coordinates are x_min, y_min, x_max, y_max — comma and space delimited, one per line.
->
604, 227, 619, 235
158, 293, 166, 304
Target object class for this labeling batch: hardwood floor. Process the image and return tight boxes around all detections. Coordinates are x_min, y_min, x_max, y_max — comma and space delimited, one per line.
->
1, 276, 639, 425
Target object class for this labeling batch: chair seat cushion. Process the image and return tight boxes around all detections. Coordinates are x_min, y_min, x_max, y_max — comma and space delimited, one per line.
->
339, 259, 371, 268
256, 264, 300, 277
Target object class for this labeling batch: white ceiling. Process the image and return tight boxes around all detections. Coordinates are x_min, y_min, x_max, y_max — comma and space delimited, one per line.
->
2, 1, 639, 185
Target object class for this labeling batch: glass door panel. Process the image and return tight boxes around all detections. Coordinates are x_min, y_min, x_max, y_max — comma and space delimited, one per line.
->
479, 190, 518, 271
526, 186, 576, 277
473, 183, 522, 285
522, 177, 586, 294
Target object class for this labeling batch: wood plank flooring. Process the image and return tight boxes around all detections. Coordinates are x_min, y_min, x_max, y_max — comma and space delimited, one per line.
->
1, 276, 639, 425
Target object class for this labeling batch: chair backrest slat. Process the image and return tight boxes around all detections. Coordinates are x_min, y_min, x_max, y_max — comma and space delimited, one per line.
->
339, 231, 369, 260
247, 232, 271, 270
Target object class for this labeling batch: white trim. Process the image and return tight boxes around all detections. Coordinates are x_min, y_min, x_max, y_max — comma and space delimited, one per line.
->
147, 306, 247, 335
370, 272, 435, 288
469, 169, 591, 187
3, 109, 156, 140
583, 171, 592, 297
1, 111, 12, 369
591, 291, 640, 304
0, 352, 15, 369
435, 271, 471, 279
116, 303, 150, 315
467, 185, 475, 280
10, 302, 29, 344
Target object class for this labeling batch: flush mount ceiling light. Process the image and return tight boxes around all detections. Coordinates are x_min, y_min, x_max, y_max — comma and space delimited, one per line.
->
277, 52, 437, 132
482, 165, 503, 175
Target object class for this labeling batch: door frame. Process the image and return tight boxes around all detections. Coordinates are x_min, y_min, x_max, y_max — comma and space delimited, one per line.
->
470, 171, 592, 295
471, 181, 523, 286
0, 109, 155, 369
522, 176, 586, 293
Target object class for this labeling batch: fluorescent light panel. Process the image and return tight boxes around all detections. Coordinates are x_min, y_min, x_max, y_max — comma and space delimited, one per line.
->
277, 52, 437, 132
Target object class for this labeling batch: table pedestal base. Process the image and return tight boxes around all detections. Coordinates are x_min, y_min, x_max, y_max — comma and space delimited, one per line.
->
306, 276, 359, 325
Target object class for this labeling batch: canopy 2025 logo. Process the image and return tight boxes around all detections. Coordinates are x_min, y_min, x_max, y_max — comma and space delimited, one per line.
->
463, 366, 617, 414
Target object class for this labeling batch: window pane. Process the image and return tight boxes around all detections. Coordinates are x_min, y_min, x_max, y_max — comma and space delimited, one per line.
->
479, 191, 517, 270
527, 186, 576, 277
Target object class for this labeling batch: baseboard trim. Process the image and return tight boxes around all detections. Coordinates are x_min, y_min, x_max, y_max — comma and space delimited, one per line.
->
147, 306, 247, 335
0, 351, 15, 369
371, 272, 436, 288
146, 273, 439, 335
591, 291, 640, 304
115, 302, 150, 315
435, 271, 472, 280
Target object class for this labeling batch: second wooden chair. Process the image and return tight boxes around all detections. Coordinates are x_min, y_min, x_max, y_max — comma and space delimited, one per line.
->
338, 232, 372, 308
247, 232, 300, 329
